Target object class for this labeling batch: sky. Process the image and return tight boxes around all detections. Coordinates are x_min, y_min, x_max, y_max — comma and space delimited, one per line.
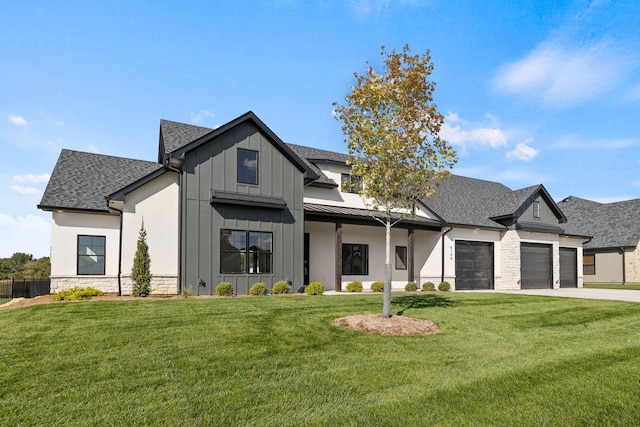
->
1, 0, 640, 258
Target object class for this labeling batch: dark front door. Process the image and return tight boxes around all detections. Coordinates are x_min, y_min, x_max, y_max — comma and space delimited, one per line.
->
559, 247, 578, 288
455, 240, 494, 290
304, 233, 310, 288
520, 243, 553, 289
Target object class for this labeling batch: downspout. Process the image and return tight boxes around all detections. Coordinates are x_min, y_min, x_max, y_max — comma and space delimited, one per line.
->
621, 247, 626, 285
110, 205, 124, 297
441, 226, 453, 283
165, 157, 184, 293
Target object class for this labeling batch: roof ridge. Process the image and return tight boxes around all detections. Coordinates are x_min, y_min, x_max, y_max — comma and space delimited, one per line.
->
61, 148, 158, 164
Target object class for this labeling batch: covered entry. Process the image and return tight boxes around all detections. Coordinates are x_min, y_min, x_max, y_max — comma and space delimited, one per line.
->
559, 247, 578, 288
520, 243, 552, 289
455, 240, 494, 290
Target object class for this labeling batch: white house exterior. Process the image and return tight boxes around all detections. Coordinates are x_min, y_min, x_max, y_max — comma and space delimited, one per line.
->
39, 112, 587, 295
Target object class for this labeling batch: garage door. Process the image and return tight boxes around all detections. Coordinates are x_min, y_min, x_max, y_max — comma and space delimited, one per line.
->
455, 241, 494, 290
559, 248, 577, 288
520, 243, 552, 289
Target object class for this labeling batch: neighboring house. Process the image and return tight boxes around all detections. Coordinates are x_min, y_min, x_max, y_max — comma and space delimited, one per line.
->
39, 111, 587, 295
558, 196, 640, 284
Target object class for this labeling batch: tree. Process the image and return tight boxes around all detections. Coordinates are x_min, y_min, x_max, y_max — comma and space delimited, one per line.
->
22, 257, 51, 279
0, 253, 34, 279
131, 220, 152, 297
333, 45, 457, 318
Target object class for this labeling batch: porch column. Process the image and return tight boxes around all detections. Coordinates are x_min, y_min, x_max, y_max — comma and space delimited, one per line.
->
335, 223, 342, 292
408, 228, 415, 283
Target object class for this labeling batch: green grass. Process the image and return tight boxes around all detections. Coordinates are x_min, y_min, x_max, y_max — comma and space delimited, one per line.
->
1, 293, 640, 426
584, 283, 640, 290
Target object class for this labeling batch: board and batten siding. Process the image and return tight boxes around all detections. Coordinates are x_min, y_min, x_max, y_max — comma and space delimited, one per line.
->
181, 122, 305, 295
521, 196, 559, 224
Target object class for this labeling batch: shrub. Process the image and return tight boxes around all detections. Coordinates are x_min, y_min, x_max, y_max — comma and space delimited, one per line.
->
438, 281, 451, 291
422, 281, 435, 291
181, 288, 193, 299
305, 281, 325, 295
371, 281, 385, 292
131, 221, 152, 297
249, 282, 269, 296
215, 282, 234, 296
52, 287, 104, 301
405, 282, 418, 291
272, 280, 291, 295
346, 281, 363, 292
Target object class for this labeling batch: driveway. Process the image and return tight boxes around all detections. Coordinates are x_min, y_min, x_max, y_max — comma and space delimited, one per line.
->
465, 288, 640, 303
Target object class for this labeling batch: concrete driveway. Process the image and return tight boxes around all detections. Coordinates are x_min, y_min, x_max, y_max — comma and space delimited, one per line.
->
465, 288, 640, 303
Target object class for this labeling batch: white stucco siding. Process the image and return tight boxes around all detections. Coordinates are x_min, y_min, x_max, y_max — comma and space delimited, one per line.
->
417, 230, 442, 285
121, 172, 179, 294
50, 211, 120, 292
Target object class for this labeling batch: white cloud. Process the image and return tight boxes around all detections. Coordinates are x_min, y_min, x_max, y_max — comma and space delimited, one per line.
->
553, 134, 636, 150
492, 39, 634, 108
506, 142, 540, 162
190, 109, 215, 124
12, 173, 50, 184
9, 115, 27, 126
88, 145, 100, 154
496, 168, 553, 185
440, 112, 508, 151
9, 185, 40, 196
0, 213, 51, 258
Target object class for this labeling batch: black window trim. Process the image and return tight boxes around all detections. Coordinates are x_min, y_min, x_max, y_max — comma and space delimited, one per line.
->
342, 243, 369, 276
583, 253, 596, 276
220, 229, 273, 275
237, 148, 259, 185
341, 173, 362, 194
77, 234, 106, 276
395, 245, 408, 270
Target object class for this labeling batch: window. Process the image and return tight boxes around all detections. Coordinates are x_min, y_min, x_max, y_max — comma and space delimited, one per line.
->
342, 244, 368, 275
533, 201, 540, 219
220, 230, 272, 274
341, 173, 362, 194
395, 246, 407, 270
583, 254, 595, 275
238, 149, 258, 185
77, 235, 105, 275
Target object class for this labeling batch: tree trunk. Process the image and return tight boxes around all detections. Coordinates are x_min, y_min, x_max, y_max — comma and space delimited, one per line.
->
383, 218, 392, 318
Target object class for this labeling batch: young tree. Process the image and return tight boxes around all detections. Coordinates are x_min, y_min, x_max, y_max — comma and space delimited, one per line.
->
131, 220, 152, 297
333, 45, 457, 318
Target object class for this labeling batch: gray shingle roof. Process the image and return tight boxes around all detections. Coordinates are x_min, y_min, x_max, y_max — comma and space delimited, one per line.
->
38, 150, 162, 212
287, 143, 349, 187
558, 196, 640, 248
160, 119, 213, 154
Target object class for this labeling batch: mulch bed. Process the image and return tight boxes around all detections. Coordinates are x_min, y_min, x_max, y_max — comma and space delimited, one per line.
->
333, 313, 439, 335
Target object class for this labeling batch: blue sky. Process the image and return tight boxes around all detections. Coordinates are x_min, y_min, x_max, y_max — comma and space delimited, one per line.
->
2, 0, 640, 258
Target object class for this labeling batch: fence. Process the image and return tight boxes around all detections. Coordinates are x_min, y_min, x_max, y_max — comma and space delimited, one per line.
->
0, 278, 50, 299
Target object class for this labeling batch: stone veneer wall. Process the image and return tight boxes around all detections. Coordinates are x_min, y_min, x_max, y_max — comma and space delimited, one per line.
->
625, 244, 640, 283
50, 276, 179, 295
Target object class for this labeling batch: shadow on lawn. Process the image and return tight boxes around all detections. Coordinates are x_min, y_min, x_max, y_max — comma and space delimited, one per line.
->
392, 294, 455, 316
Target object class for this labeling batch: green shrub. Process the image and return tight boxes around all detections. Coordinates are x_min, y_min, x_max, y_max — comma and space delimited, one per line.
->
405, 282, 418, 291
438, 281, 451, 291
422, 281, 435, 291
272, 280, 291, 295
181, 288, 193, 299
249, 282, 269, 296
52, 287, 104, 301
131, 221, 152, 297
346, 281, 363, 292
215, 282, 234, 296
305, 281, 325, 295
370, 281, 385, 292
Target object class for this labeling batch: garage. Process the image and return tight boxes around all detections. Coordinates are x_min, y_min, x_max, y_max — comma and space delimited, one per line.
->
455, 240, 494, 290
520, 243, 552, 289
559, 247, 578, 288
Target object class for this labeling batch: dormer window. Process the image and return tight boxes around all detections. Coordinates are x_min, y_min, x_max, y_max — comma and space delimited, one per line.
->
238, 148, 258, 185
533, 201, 540, 219
341, 173, 362, 194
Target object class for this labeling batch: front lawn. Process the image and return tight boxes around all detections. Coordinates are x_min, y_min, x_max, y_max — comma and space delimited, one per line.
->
1, 293, 639, 426
584, 283, 640, 290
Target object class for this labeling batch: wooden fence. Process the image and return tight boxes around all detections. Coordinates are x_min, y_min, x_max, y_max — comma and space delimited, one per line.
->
0, 278, 50, 299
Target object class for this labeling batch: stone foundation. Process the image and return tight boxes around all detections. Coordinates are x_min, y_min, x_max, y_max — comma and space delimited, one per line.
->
51, 275, 179, 295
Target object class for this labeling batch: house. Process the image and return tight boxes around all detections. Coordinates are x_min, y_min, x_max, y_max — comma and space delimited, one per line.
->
38, 111, 587, 295
558, 196, 640, 284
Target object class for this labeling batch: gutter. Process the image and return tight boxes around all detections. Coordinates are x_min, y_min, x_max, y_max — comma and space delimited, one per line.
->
165, 156, 184, 293
441, 226, 453, 283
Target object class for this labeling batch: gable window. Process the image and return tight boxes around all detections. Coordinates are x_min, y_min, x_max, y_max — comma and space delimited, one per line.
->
395, 246, 408, 270
583, 254, 595, 275
342, 244, 368, 275
77, 235, 106, 275
533, 201, 540, 219
220, 229, 272, 274
238, 149, 258, 185
341, 173, 362, 194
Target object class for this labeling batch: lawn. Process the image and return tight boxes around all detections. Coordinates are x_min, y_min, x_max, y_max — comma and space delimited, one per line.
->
584, 283, 640, 290
1, 293, 639, 426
